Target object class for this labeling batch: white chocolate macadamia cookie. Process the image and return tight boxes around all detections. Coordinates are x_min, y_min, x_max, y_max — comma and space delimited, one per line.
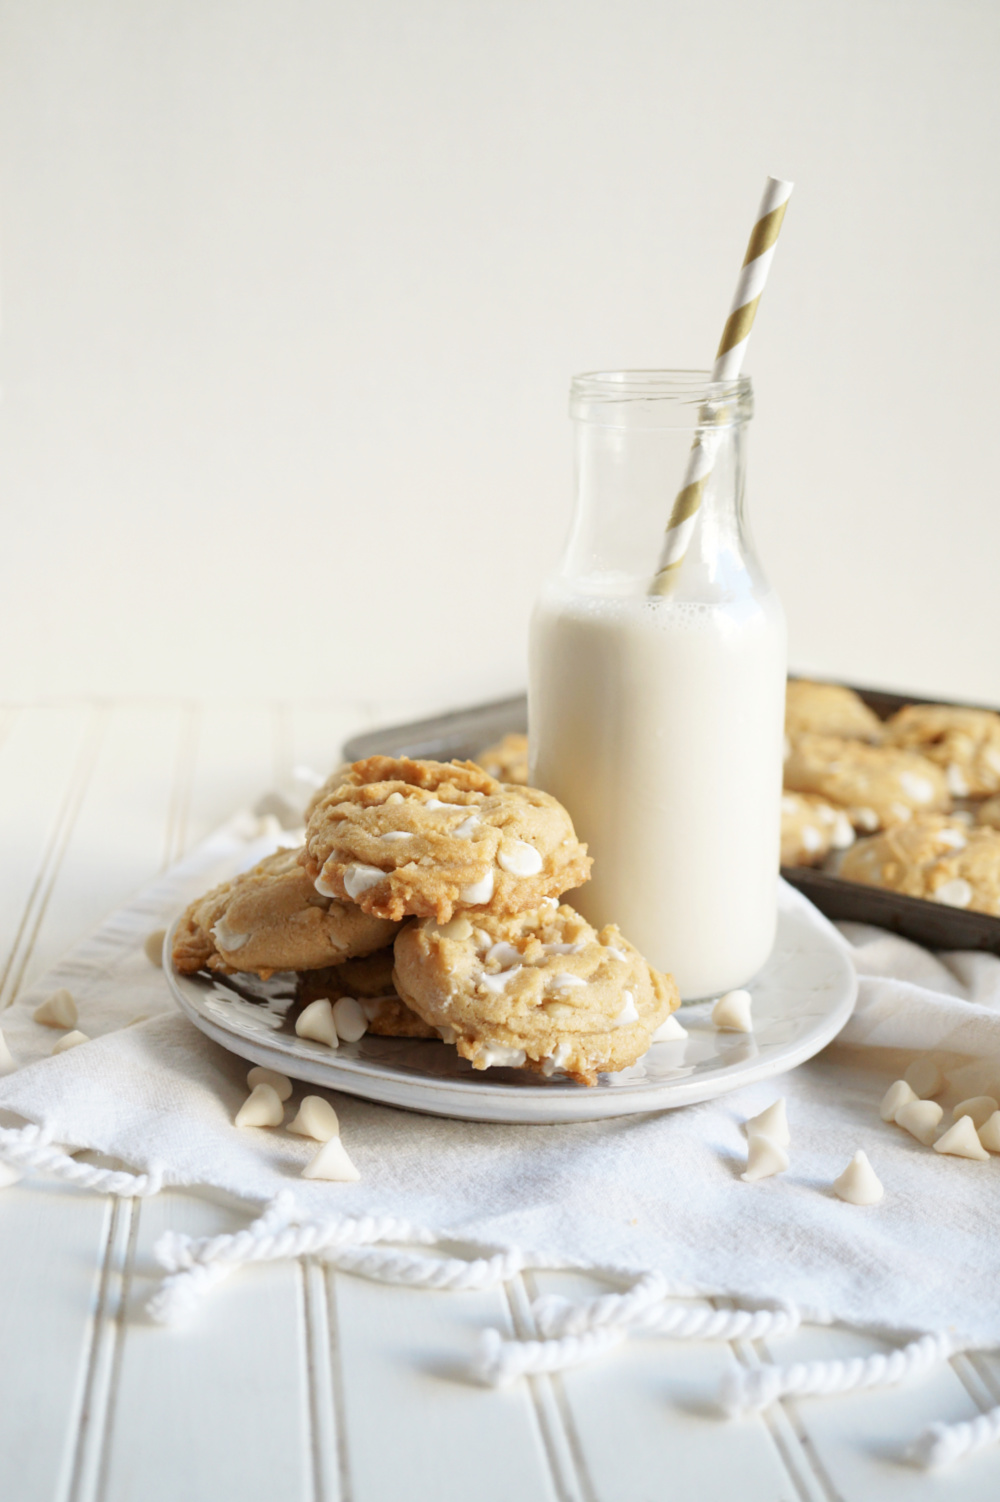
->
392, 903, 678, 1087
780, 792, 855, 867
172, 848, 399, 978
301, 757, 592, 923
785, 681, 884, 745
883, 704, 1000, 798
783, 734, 950, 832
839, 815, 1000, 915
475, 732, 530, 786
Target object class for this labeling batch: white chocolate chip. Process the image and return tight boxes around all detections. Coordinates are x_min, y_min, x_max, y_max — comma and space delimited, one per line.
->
833, 1150, 883, 1204
0, 1029, 17, 1077
301, 1136, 360, 1181
479, 968, 521, 994
434, 915, 473, 941
543, 941, 585, 956
946, 763, 970, 797
471, 1043, 526, 1069
385, 791, 405, 805
295, 998, 339, 1048
853, 807, 879, 832
497, 839, 543, 876
604, 945, 628, 962
235, 1082, 284, 1128
379, 830, 411, 842
548, 972, 587, 995
880, 1079, 918, 1122
452, 814, 481, 838
903, 1058, 944, 1098
247, 1066, 293, 1101
213, 921, 250, 953
936, 827, 967, 850
612, 992, 639, 1028
461, 869, 495, 905
933, 878, 973, 909
143, 928, 167, 966
741, 1135, 789, 1182
540, 1040, 573, 1076
712, 990, 753, 1032
485, 941, 522, 970
52, 1029, 89, 1055
894, 1099, 943, 1146
899, 772, 935, 803
651, 1013, 687, 1042
978, 1111, 1000, 1153
933, 1115, 990, 1160
951, 1095, 999, 1129
314, 872, 339, 898
746, 1099, 789, 1147
332, 996, 368, 1043
34, 989, 78, 1030
287, 1096, 340, 1142
830, 812, 856, 849
801, 825, 823, 853
343, 863, 387, 899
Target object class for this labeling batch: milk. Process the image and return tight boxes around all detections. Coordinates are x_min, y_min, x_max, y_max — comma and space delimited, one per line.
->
529, 585, 786, 999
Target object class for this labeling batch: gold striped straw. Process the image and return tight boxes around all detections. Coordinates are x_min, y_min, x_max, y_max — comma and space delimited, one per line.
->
651, 175, 793, 594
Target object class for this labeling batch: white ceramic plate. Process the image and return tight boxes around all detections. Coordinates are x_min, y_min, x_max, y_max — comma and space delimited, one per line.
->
164, 882, 856, 1124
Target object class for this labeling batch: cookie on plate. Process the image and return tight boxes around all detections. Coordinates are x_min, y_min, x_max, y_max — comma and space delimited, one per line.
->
783, 734, 950, 831
301, 757, 592, 924
172, 848, 400, 978
840, 815, 1000, 915
392, 902, 678, 1087
297, 947, 438, 1038
883, 704, 1000, 799
476, 732, 529, 786
785, 680, 884, 745
780, 792, 855, 867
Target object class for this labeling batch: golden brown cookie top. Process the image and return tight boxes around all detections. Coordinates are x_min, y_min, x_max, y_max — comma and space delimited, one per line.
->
171, 847, 399, 978
783, 734, 950, 831
302, 757, 592, 923
392, 902, 677, 1086
883, 704, 1000, 798
785, 680, 884, 744
780, 792, 855, 868
476, 732, 530, 786
840, 815, 1000, 915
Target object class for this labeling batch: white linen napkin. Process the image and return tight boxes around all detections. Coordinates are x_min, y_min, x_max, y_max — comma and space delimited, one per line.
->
2, 813, 1000, 1346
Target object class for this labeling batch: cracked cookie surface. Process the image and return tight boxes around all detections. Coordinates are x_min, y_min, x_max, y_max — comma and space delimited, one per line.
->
301, 756, 591, 923
392, 902, 677, 1086
171, 847, 399, 978
783, 734, 949, 831
840, 815, 1000, 915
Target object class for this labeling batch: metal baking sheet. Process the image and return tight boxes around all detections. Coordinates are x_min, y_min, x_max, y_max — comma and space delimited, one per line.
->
341, 683, 1000, 956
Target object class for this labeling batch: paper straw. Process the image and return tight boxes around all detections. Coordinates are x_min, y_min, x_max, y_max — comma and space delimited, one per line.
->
651, 176, 793, 593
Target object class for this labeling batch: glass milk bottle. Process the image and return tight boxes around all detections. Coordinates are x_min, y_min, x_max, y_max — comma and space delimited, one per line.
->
529, 371, 786, 1000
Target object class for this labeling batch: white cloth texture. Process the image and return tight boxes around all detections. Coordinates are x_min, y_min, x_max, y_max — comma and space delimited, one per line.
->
2, 814, 1000, 1344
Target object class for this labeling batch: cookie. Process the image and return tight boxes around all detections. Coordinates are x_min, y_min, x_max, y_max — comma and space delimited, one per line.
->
977, 795, 1000, 831
840, 815, 1000, 915
783, 734, 950, 831
172, 848, 399, 978
476, 732, 529, 786
301, 756, 592, 923
780, 792, 855, 867
392, 902, 678, 1087
297, 948, 437, 1039
883, 704, 1000, 798
785, 680, 883, 745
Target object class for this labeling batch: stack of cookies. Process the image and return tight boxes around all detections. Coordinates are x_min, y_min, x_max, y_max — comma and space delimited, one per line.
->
781, 680, 1000, 916
174, 755, 680, 1086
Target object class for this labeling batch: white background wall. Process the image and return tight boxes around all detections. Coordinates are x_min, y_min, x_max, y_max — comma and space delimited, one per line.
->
1, 0, 998, 713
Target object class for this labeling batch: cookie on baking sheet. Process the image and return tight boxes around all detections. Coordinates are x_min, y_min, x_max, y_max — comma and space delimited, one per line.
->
780, 792, 855, 867
783, 734, 950, 832
392, 902, 678, 1087
840, 815, 1000, 916
171, 848, 400, 978
977, 795, 1000, 831
297, 946, 438, 1039
785, 680, 884, 745
301, 756, 592, 924
883, 704, 1000, 799
476, 732, 529, 786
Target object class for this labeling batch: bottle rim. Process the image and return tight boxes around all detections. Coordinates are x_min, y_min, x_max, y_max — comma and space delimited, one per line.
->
570, 369, 753, 427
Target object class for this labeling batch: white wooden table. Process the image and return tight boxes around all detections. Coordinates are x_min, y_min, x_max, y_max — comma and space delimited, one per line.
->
4, 698, 1000, 1502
